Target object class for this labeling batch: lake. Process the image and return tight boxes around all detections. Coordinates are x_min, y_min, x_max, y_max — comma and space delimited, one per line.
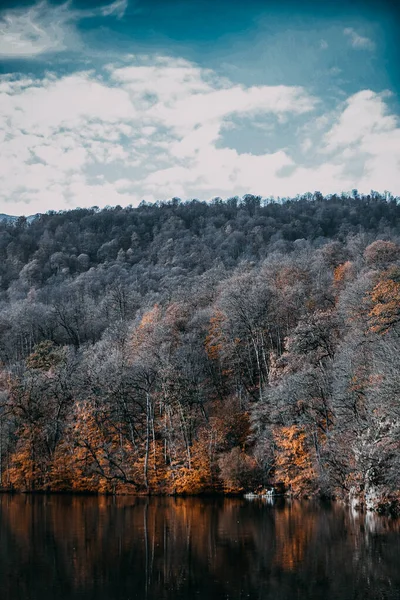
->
0, 495, 399, 599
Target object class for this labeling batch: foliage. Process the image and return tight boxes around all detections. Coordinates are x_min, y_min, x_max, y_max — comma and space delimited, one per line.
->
0, 193, 399, 509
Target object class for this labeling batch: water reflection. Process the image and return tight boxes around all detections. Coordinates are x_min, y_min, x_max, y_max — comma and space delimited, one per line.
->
0, 495, 399, 600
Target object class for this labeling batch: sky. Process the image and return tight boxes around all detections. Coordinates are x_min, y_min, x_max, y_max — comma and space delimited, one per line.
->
0, 0, 400, 215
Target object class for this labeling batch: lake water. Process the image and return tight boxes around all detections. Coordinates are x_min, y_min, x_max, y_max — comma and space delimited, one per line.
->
0, 495, 399, 600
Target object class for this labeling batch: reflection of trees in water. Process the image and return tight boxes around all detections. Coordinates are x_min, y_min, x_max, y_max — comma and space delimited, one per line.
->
0, 496, 399, 600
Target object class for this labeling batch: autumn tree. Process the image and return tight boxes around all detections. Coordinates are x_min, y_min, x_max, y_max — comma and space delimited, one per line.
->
369, 267, 400, 334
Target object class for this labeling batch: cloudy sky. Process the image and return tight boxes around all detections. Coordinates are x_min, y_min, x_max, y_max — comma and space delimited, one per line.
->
0, 0, 399, 215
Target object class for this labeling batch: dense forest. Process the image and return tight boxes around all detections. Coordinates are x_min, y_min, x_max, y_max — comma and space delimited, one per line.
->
0, 191, 399, 513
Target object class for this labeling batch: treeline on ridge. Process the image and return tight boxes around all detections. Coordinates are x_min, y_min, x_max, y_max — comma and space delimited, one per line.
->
0, 191, 399, 512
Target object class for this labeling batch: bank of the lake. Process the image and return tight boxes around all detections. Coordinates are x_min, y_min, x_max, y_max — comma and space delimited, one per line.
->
1, 486, 399, 516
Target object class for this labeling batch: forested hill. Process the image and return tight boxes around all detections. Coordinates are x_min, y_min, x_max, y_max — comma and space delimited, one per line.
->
0, 192, 400, 512
2, 193, 400, 288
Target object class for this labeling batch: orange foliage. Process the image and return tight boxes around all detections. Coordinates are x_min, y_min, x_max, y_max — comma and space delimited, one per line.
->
139, 304, 162, 328
333, 261, 354, 287
369, 268, 400, 333
169, 437, 213, 495
131, 304, 162, 351
273, 426, 317, 497
204, 310, 226, 360
65, 400, 136, 493
168, 413, 235, 495
50, 441, 77, 491
6, 432, 38, 491
5, 421, 55, 491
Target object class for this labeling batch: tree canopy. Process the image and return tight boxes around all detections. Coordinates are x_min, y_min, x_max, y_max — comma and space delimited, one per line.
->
0, 192, 399, 513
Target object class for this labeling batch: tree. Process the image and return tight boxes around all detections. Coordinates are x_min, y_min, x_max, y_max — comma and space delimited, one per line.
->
369, 267, 400, 334
273, 425, 318, 497
364, 240, 400, 268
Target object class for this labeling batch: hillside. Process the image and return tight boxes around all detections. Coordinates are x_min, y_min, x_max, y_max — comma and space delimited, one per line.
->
0, 192, 399, 511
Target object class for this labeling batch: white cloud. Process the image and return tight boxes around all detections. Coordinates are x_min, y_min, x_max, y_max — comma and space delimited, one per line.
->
324, 90, 397, 151
320, 90, 400, 195
0, 70, 137, 213
100, 0, 128, 19
343, 27, 375, 50
0, 0, 129, 58
2, 73, 135, 134
0, 1, 77, 57
34, 144, 88, 170
147, 84, 316, 135
144, 147, 294, 194
0, 55, 400, 215
0, 57, 317, 213
111, 59, 216, 108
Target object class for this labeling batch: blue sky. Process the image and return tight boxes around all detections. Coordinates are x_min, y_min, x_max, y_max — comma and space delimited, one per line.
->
1, 0, 399, 215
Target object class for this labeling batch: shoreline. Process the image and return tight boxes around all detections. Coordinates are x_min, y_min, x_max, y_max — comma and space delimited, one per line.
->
0, 488, 398, 516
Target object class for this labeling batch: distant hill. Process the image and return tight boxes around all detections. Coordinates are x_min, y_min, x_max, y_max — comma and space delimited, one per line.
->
0, 214, 18, 222
0, 213, 37, 223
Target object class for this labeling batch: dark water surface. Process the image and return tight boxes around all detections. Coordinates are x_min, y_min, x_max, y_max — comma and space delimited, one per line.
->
0, 495, 399, 600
